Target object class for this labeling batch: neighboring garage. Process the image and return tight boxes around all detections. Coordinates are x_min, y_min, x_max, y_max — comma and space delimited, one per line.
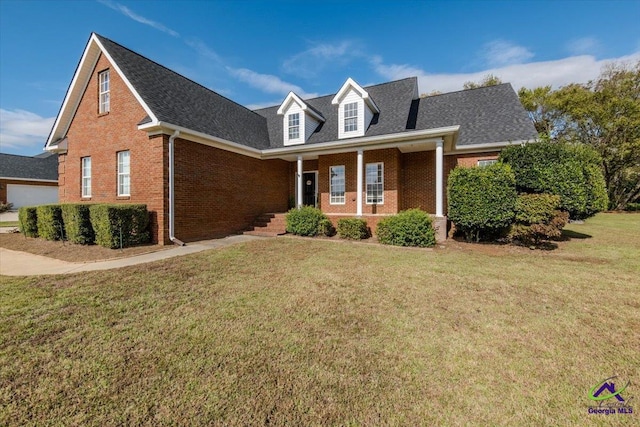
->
0, 152, 58, 208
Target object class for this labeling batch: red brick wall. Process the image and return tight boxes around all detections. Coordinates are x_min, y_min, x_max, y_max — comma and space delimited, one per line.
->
316, 148, 400, 214
59, 53, 168, 244
174, 139, 289, 242
0, 179, 58, 204
400, 151, 500, 214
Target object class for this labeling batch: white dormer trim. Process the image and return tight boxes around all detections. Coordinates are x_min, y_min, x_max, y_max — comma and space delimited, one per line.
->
277, 91, 325, 146
45, 33, 158, 150
332, 78, 379, 139
331, 77, 380, 113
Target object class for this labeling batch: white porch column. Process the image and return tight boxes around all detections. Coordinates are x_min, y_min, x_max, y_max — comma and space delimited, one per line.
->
435, 140, 444, 217
297, 155, 303, 208
356, 150, 363, 216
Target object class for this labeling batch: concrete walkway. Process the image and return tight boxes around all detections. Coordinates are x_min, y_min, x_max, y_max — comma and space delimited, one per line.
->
0, 235, 261, 276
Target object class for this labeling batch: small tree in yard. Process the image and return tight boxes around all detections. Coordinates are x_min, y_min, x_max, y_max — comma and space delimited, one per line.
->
447, 163, 517, 242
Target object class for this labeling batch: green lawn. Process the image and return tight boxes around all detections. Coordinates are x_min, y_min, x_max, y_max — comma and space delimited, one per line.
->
0, 221, 18, 227
1, 213, 638, 425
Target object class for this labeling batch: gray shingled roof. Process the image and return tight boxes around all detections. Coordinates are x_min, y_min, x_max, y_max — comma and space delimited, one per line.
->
0, 152, 58, 180
96, 34, 271, 149
416, 83, 538, 146
95, 34, 536, 150
254, 78, 419, 148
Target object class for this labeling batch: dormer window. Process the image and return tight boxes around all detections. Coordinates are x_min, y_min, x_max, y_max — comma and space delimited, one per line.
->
99, 69, 110, 114
277, 91, 325, 146
332, 78, 380, 139
288, 113, 300, 140
344, 102, 358, 132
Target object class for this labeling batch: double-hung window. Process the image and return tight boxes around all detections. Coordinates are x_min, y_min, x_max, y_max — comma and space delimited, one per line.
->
288, 113, 300, 140
330, 165, 345, 204
477, 159, 498, 167
117, 150, 130, 196
81, 157, 91, 197
99, 70, 110, 114
344, 102, 358, 132
366, 163, 384, 204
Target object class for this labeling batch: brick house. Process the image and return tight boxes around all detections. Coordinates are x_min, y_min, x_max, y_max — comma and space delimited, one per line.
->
0, 152, 58, 208
45, 33, 538, 245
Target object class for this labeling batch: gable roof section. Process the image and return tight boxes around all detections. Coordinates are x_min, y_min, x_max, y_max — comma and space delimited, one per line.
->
255, 77, 419, 148
47, 33, 271, 150
277, 92, 325, 122
331, 77, 380, 113
415, 83, 538, 146
0, 153, 58, 181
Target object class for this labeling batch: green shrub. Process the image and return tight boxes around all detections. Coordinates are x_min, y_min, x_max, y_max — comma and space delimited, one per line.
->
447, 163, 517, 241
626, 202, 640, 212
0, 202, 13, 213
285, 206, 327, 237
318, 218, 336, 237
36, 204, 65, 241
89, 204, 150, 248
337, 218, 369, 240
376, 209, 436, 247
18, 206, 38, 237
500, 141, 608, 219
61, 204, 94, 244
509, 194, 569, 245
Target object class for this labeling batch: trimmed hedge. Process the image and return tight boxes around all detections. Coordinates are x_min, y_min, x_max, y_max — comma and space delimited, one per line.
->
337, 218, 369, 240
36, 205, 65, 241
18, 206, 38, 237
318, 218, 336, 237
376, 209, 436, 247
626, 202, 640, 212
61, 204, 95, 244
89, 204, 150, 248
500, 141, 608, 219
509, 194, 569, 245
447, 163, 517, 242
285, 206, 327, 237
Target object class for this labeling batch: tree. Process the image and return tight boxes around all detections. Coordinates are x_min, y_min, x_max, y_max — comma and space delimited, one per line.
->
463, 74, 503, 90
499, 141, 608, 220
518, 61, 640, 210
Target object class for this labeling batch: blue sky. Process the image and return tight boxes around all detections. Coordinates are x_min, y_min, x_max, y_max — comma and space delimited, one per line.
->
1, 0, 638, 156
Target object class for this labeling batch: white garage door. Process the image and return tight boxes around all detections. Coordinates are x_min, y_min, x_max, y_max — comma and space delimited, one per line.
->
7, 184, 58, 208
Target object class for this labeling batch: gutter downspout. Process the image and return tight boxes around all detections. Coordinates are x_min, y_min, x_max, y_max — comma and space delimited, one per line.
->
168, 130, 185, 246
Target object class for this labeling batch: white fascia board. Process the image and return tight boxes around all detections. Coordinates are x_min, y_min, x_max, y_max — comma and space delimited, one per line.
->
261, 126, 459, 158
331, 77, 380, 113
93, 36, 158, 125
45, 137, 68, 153
46, 37, 100, 147
139, 121, 263, 159
451, 139, 532, 153
277, 92, 324, 122
0, 177, 58, 183
45, 34, 159, 148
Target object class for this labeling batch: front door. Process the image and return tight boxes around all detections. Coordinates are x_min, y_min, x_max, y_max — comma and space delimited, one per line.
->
303, 172, 317, 207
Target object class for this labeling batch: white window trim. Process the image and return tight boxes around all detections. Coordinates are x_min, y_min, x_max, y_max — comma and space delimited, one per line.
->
365, 162, 384, 205
99, 70, 110, 114
329, 165, 346, 205
288, 113, 300, 140
477, 159, 498, 167
81, 156, 91, 198
344, 101, 358, 133
117, 150, 130, 196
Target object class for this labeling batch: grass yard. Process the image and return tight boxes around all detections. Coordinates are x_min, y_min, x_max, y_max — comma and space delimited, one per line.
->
1, 213, 638, 425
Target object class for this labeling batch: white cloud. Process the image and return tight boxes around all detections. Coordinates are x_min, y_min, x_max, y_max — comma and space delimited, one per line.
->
566, 37, 601, 55
0, 109, 55, 150
184, 38, 223, 64
97, 0, 179, 37
282, 40, 359, 78
227, 67, 317, 99
373, 52, 640, 94
482, 40, 534, 67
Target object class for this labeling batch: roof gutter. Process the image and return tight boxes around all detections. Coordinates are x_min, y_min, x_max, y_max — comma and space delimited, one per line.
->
168, 130, 185, 246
